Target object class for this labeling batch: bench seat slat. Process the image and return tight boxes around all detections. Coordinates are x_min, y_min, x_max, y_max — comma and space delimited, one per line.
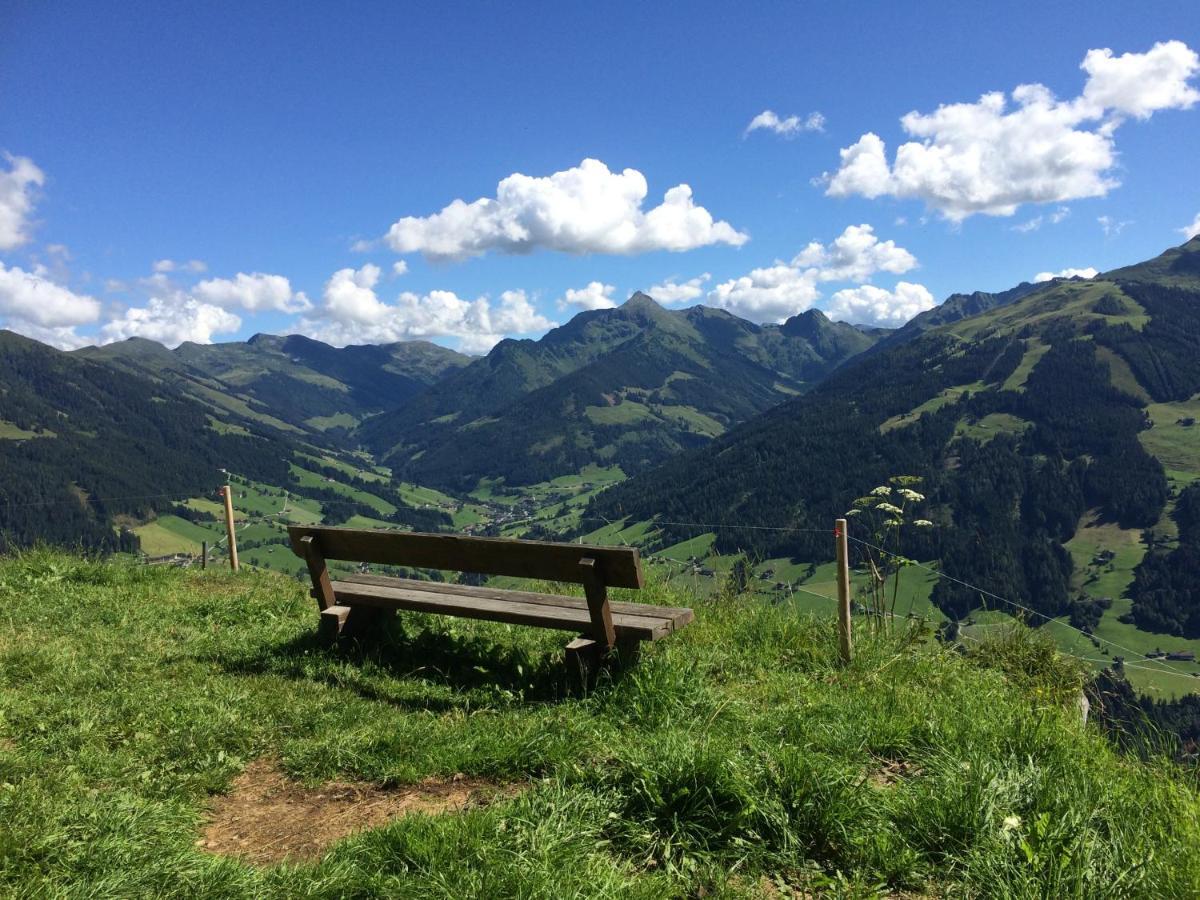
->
329, 580, 688, 641
337, 574, 694, 629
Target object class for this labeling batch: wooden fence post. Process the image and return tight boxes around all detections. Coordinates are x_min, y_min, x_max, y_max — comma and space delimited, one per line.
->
201, 540, 207, 570
222, 486, 239, 573
835, 517, 852, 664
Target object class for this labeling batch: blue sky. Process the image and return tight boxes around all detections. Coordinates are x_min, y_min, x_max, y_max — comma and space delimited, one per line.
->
1, 0, 1198, 352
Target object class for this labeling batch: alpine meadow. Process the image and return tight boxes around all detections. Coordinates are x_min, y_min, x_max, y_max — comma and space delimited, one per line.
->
3, 5, 1200, 897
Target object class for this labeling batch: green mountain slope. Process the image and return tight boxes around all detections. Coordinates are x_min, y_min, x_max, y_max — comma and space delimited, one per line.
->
864, 279, 1045, 356
590, 238, 1200, 630
76, 333, 470, 439
359, 292, 879, 489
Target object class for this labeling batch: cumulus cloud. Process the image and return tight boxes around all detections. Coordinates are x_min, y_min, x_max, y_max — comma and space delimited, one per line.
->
824, 282, 936, 328
0, 154, 45, 251
645, 273, 711, 304
744, 110, 825, 137
383, 158, 747, 261
1033, 267, 1098, 282
707, 263, 823, 322
193, 272, 311, 313
825, 41, 1199, 220
392, 260, 408, 276
706, 224, 927, 325
0, 262, 101, 331
299, 264, 554, 353
1179, 212, 1200, 239
558, 281, 617, 311
100, 297, 241, 347
792, 224, 916, 282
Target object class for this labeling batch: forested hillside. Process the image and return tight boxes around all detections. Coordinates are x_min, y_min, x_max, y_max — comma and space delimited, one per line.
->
360, 292, 880, 489
0, 331, 295, 552
589, 237, 1200, 628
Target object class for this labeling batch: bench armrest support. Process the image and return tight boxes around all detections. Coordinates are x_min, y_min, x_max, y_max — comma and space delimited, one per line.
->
301, 535, 337, 612
579, 557, 616, 651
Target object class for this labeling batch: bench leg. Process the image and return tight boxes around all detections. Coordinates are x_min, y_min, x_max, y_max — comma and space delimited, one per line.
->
565, 636, 602, 689
319, 604, 395, 644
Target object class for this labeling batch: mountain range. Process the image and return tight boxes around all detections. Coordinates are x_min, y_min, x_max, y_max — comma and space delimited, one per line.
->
357, 293, 880, 489
591, 236, 1200, 631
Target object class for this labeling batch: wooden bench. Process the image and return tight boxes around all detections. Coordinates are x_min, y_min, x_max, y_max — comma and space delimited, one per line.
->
287, 525, 693, 671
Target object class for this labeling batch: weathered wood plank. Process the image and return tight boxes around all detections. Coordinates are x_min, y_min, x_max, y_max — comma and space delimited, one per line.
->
335, 574, 694, 629
287, 526, 643, 588
328, 581, 674, 640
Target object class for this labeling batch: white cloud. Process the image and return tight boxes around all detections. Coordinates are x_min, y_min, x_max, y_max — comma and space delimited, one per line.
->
1098, 215, 1133, 237
708, 263, 822, 322
152, 258, 208, 274
707, 224, 924, 324
0, 154, 45, 251
826, 41, 1199, 220
193, 271, 311, 313
645, 273, 711, 304
1179, 212, 1200, 239
299, 264, 555, 353
100, 297, 241, 347
1033, 267, 1098, 283
1012, 216, 1044, 234
792, 224, 917, 282
0, 262, 101, 329
392, 260, 408, 276
558, 281, 617, 311
383, 158, 748, 261
824, 282, 936, 328
744, 109, 825, 137
1079, 42, 1200, 118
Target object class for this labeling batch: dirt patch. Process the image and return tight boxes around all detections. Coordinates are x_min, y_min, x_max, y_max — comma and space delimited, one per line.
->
866, 758, 923, 788
199, 758, 515, 865
0, 737, 15, 752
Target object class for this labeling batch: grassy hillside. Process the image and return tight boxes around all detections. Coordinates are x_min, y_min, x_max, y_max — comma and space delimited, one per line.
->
1, 552, 1198, 896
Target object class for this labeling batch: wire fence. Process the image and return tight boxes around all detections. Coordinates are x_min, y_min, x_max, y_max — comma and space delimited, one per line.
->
3, 480, 1196, 688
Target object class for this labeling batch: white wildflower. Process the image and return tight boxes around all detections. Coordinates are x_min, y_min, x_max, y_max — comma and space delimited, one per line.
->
870, 486, 892, 497
913, 519, 933, 528
885, 519, 903, 527
898, 488, 925, 502
876, 502, 903, 515
1001, 815, 1021, 832
845, 509, 861, 517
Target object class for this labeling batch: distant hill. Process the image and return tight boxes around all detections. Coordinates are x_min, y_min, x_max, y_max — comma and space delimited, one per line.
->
358, 292, 881, 489
76, 333, 470, 440
0, 330, 297, 552
590, 237, 1200, 628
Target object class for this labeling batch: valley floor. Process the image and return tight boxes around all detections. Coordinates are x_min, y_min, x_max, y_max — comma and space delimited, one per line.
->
1, 553, 1198, 897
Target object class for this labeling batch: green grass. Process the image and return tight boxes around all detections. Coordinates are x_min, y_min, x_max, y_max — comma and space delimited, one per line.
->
1002, 339, 1051, 392
0, 552, 1198, 896
1140, 396, 1200, 484
288, 466, 397, 516
304, 413, 358, 431
583, 401, 654, 426
879, 382, 987, 433
133, 515, 222, 555
0, 421, 54, 440
953, 413, 1031, 444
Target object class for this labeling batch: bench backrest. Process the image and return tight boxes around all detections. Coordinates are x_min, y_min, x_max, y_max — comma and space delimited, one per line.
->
287, 525, 644, 588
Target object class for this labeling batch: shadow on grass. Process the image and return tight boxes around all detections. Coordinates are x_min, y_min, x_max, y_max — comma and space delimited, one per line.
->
204, 614, 627, 710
